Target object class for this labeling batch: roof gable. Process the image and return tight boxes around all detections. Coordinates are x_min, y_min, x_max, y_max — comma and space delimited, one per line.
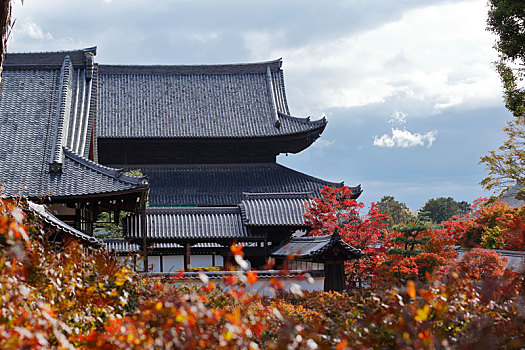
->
0, 49, 148, 198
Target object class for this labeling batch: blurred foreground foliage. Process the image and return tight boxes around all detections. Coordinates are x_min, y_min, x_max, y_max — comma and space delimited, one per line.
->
1, 197, 525, 349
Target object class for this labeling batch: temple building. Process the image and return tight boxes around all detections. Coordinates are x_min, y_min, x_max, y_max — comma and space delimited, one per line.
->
0, 48, 149, 247
0, 47, 363, 291
93, 51, 362, 271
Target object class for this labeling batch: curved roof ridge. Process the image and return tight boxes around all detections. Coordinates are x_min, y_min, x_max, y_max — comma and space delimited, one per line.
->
275, 163, 344, 188
63, 148, 148, 186
271, 232, 364, 260
5, 47, 97, 69
277, 111, 327, 126
28, 202, 102, 247
98, 58, 283, 75
7, 47, 97, 56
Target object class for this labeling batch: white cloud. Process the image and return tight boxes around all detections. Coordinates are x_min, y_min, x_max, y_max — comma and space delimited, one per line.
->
168, 31, 220, 45
244, 0, 501, 117
13, 17, 53, 39
13, 17, 52, 40
373, 128, 437, 148
242, 31, 284, 58
186, 32, 220, 44
388, 111, 406, 126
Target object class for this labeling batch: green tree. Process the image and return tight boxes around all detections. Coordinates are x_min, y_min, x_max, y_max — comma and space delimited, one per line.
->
481, 0, 525, 197
419, 197, 468, 224
376, 195, 412, 228
94, 169, 144, 238
387, 223, 430, 257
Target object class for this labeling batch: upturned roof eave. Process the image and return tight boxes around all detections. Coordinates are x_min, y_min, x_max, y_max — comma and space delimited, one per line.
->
95, 119, 327, 140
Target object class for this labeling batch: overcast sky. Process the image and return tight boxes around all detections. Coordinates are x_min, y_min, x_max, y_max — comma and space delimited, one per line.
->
8, 0, 513, 210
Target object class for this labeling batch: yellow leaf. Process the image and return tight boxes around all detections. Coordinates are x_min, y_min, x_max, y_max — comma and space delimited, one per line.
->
415, 305, 430, 322
224, 331, 233, 341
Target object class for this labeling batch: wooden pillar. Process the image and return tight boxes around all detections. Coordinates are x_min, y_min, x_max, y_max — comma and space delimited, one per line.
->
184, 242, 191, 271
141, 196, 148, 273
324, 262, 346, 292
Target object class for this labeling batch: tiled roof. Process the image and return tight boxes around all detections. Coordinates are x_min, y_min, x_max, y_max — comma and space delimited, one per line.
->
104, 238, 223, 253
124, 163, 355, 206
271, 233, 364, 261
125, 207, 258, 242
97, 59, 326, 139
501, 184, 525, 208
239, 193, 311, 226
104, 238, 140, 253
28, 202, 102, 247
0, 49, 148, 198
5, 47, 97, 69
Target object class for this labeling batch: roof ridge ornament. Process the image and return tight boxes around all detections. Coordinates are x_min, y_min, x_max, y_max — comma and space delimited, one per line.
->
84, 51, 94, 80
49, 56, 74, 174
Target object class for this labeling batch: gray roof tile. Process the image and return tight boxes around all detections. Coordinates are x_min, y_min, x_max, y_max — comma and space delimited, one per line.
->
104, 238, 224, 254
501, 184, 525, 208
5, 47, 97, 69
28, 202, 102, 247
0, 50, 148, 198
239, 193, 311, 227
125, 207, 258, 242
97, 59, 326, 138
272, 233, 364, 261
124, 163, 354, 206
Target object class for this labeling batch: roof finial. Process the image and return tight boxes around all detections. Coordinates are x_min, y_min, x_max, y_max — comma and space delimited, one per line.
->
84, 52, 94, 80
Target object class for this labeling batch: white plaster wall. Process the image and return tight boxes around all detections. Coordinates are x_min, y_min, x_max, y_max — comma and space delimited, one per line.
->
215, 255, 224, 267
191, 255, 212, 268
163, 255, 184, 272
148, 256, 161, 273
145, 255, 225, 272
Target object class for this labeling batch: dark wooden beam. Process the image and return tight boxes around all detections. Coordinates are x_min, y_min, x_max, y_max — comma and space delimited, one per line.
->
141, 194, 148, 272
184, 242, 191, 271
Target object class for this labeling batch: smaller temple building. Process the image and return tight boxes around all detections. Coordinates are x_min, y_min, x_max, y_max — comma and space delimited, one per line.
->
0, 48, 149, 246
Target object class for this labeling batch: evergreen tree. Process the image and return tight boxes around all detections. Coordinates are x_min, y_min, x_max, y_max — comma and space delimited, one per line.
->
420, 197, 467, 224
387, 223, 430, 257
